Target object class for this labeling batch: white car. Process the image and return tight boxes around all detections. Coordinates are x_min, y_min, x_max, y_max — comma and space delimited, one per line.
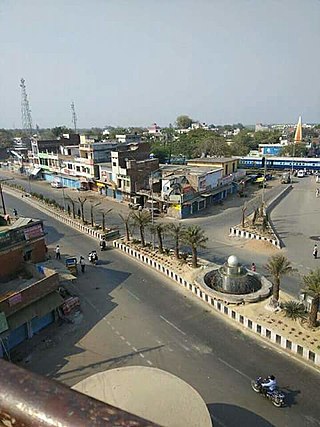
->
297, 170, 305, 178
51, 181, 63, 188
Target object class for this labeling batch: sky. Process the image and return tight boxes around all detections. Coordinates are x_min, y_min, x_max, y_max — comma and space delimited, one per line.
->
0, 0, 319, 129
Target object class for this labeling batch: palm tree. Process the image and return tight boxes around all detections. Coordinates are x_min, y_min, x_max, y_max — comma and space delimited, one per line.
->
119, 212, 133, 242
182, 225, 208, 268
131, 210, 152, 247
282, 301, 306, 321
150, 222, 166, 253
100, 208, 112, 232
265, 254, 295, 306
168, 223, 185, 259
303, 268, 320, 327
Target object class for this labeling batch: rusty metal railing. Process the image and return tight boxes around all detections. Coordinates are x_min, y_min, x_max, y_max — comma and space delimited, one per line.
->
0, 359, 159, 426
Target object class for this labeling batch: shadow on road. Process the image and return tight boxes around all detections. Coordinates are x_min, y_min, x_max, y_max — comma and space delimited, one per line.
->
208, 403, 275, 427
53, 344, 165, 383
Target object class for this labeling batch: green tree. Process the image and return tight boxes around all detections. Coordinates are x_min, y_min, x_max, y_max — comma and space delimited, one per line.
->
265, 255, 295, 305
150, 222, 166, 253
168, 223, 186, 259
176, 115, 193, 129
182, 225, 208, 268
131, 210, 152, 247
195, 135, 231, 157
303, 268, 320, 327
51, 126, 72, 138
281, 144, 308, 157
119, 212, 133, 242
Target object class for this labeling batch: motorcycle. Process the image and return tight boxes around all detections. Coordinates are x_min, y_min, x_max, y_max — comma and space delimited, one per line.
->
99, 240, 107, 251
88, 251, 98, 265
251, 377, 285, 408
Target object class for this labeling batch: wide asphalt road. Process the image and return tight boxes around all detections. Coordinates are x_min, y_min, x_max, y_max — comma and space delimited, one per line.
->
4, 192, 320, 427
272, 175, 320, 275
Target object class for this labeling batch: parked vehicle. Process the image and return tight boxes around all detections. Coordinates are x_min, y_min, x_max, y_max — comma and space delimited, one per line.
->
251, 377, 285, 408
51, 181, 63, 188
297, 170, 305, 178
281, 172, 291, 184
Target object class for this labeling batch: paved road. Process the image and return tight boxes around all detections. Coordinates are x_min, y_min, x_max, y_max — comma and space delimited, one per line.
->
0, 170, 313, 296
272, 176, 320, 275
5, 193, 320, 427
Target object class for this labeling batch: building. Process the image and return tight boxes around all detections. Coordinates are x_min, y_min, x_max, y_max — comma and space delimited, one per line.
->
187, 157, 238, 177
109, 142, 159, 202
147, 123, 162, 137
115, 134, 141, 144
0, 216, 64, 358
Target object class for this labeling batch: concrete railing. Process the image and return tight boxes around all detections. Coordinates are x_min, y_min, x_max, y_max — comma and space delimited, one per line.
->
114, 240, 320, 369
229, 184, 293, 249
229, 226, 281, 249
3, 186, 118, 241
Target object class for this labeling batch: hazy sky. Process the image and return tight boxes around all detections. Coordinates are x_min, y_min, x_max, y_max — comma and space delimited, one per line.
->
0, 0, 319, 128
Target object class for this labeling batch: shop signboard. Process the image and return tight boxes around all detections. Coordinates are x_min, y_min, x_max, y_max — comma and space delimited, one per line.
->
24, 224, 44, 241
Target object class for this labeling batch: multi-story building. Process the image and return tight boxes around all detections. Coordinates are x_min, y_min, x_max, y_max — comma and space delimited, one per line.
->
0, 216, 64, 358
187, 157, 238, 177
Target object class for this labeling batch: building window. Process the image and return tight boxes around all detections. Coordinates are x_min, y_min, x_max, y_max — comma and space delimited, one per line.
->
76, 166, 80, 172
23, 250, 32, 261
113, 162, 117, 167
68, 163, 72, 170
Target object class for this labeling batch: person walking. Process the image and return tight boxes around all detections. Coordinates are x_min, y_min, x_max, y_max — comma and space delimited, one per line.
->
251, 262, 256, 272
316, 188, 320, 198
55, 245, 61, 260
13, 208, 18, 217
79, 256, 85, 273
313, 244, 318, 259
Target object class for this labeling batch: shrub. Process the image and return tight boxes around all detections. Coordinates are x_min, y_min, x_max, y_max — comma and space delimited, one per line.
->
282, 300, 306, 321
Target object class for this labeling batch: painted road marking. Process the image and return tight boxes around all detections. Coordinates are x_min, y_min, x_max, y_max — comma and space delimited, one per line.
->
147, 360, 153, 366
218, 358, 251, 381
139, 353, 145, 358
127, 289, 141, 301
160, 315, 186, 336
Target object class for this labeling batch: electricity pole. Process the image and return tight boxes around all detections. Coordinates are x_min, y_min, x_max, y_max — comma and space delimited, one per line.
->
0, 178, 14, 215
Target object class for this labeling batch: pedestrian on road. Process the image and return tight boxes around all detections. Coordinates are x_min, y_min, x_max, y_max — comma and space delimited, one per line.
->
55, 245, 61, 260
316, 188, 320, 198
13, 208, 18, 217
79, 256, 85, 273
313, 244, 318, 259
251, 262, 256, 272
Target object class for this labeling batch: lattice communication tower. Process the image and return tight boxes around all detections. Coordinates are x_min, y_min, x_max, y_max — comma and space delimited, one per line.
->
71, 101, 77, 133
20, 78, 33, 135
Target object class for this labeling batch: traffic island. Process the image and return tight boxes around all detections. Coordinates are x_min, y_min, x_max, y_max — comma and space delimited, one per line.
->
114, 240, 320, 369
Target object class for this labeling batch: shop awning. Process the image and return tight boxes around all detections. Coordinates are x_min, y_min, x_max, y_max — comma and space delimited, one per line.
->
6, 292, 64, 331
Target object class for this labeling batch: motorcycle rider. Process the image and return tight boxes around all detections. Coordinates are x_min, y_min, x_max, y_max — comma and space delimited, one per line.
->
100, 238, 106, 251
261, 375, 277, 395
88, 250, 98, 264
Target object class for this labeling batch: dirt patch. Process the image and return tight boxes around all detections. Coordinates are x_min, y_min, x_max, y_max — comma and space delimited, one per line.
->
234, 291, 320, 353
242, 239, 280, 254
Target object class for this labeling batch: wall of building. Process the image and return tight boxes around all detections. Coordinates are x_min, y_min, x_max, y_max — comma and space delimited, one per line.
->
0, 238, 47, 283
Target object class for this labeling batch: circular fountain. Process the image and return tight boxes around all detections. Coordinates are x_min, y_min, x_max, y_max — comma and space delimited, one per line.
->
196, 255, 272, 304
